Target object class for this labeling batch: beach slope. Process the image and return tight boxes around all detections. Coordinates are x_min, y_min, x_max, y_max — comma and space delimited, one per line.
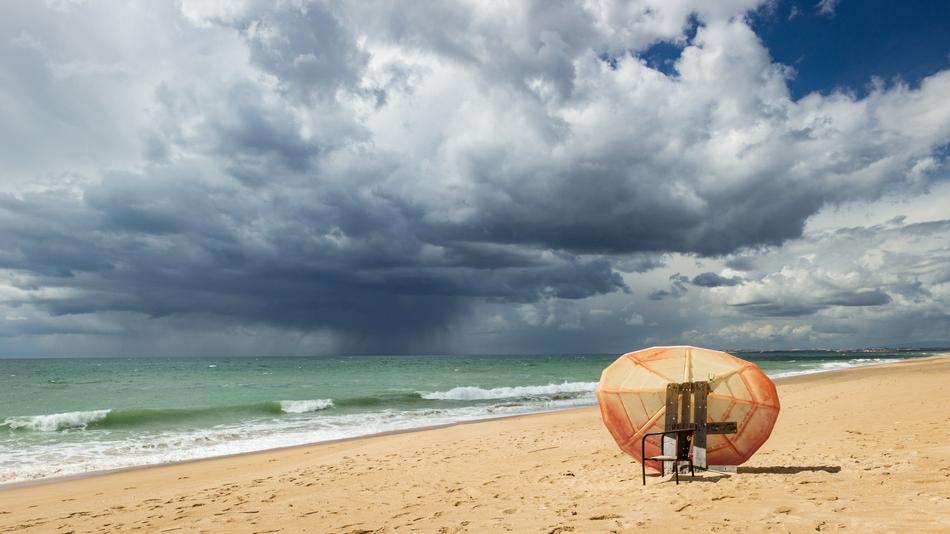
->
2, 356, 949, 533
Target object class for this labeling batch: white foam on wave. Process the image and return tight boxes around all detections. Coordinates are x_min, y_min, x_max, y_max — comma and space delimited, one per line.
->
0, 392, 598, 485
279, 399, 334, 413
420, 381, 598, 401
2, 409, 111, 432
818, 358, 900, 369
770, 358, 901, 378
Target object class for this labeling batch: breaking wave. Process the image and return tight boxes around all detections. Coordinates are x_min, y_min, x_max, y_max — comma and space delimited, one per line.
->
3, 399, 336, 432
420, 381, 598, 401
279, 399, 334, 413
2, 409, 111, 432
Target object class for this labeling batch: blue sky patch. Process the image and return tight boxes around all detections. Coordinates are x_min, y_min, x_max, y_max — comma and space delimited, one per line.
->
749, 0, 950, 100
636, 15, 701, 77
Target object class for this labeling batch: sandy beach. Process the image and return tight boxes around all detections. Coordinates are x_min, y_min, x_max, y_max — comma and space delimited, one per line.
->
2, 356, 948, 533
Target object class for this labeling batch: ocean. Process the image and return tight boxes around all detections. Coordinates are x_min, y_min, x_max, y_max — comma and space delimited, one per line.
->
0, 350, 937, 485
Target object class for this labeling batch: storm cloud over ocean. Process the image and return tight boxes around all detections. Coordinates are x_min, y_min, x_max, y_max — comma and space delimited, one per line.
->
1, 0, 948, 356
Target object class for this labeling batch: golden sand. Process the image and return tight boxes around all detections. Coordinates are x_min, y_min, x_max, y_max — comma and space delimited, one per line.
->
2, 356, 949, 533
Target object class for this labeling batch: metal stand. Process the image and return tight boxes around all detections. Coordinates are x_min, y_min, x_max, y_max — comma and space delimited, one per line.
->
643, 381, 739, 483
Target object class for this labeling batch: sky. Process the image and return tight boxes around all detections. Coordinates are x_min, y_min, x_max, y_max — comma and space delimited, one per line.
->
0, 0, 948, 357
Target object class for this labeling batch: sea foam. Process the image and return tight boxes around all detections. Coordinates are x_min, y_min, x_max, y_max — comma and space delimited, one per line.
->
420, 381, 598, 401
772, 357, 901, 378
3, 409, 111, 432
279, 399, 335, 413
0, 396, 597, 484
818, 358, 900, 370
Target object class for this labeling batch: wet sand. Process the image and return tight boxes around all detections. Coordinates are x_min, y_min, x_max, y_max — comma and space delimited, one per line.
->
2, 355, 949, 533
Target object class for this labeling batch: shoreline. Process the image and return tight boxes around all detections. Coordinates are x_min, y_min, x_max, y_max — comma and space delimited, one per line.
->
2, 354, 949, 532
768, 352, 947, 383
0, 353, 950, 493
2, 353, 945, 492
0, 408, 586, 492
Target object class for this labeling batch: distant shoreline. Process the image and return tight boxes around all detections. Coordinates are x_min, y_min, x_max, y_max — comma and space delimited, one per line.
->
1, 347, 946, 360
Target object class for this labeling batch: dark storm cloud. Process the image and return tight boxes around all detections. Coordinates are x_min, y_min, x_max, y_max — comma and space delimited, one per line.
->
648, 273, 690, 300
0, 193, 109, 277
210, 84, 321, 178
725, 256, 758, 271
612, 253, 667, 274
729, 300, 822, 317
0, 170, 626, 352
436, 163, 825, 257
823, 289, 892, 307
691, 272, 743, 287
731, 289, 892, 317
